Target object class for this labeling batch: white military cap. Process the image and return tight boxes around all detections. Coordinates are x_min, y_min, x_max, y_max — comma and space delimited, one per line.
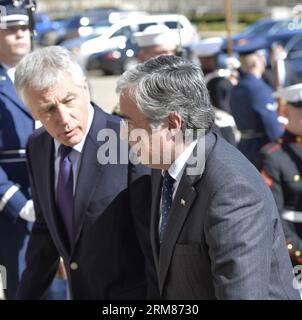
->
134, 24, 179, 48
0, 2, 29, 28
273, 83, 302, 107
192, 37, 223, 57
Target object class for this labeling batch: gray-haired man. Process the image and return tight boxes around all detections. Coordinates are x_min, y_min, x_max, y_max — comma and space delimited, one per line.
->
116, 54, 300, 299
14, 46, 157, 299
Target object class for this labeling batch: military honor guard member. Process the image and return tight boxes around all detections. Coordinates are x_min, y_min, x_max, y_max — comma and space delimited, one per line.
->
260, 83, 302, 267
134, 24, 178, 62
230, 38, 284, 166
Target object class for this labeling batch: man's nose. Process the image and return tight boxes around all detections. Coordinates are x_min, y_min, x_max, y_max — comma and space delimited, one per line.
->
57, 104, 71, 126
15, 27, 27, 37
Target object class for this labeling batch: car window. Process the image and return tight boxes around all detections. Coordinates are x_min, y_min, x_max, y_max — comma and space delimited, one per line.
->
111, 26, 132, 38
137, 23, 157, 32
164, 21, 184, 29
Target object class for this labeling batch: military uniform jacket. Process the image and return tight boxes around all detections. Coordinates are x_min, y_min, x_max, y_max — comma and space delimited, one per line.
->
0, 65, 34, 222
230, 73, 283, 141
260, 131, 302, 264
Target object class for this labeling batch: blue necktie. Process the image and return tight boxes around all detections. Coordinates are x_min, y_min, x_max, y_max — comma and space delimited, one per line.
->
57, 145, 74, 243
159, 171, 175, 242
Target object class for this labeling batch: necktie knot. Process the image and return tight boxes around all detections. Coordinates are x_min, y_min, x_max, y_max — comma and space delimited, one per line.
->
163, 171, 175, 190
59, 144, 73, 160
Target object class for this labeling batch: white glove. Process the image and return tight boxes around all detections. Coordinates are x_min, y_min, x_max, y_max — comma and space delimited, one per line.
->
19, 200, 36, 222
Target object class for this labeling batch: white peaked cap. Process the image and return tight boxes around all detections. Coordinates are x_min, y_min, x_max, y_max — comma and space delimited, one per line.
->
273, 83, 302, 106
192, 37, 223, 57
134, 24, 179, 48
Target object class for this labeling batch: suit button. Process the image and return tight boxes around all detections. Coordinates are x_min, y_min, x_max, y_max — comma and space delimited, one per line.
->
70, 262, 78, 270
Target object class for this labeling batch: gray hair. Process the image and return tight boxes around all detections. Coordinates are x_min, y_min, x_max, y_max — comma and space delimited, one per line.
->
15, 46, 85, 102
116, 55, 215, 134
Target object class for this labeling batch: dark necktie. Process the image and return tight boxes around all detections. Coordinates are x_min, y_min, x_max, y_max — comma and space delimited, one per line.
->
57, 144, 74, 243
159, 171, 175, 242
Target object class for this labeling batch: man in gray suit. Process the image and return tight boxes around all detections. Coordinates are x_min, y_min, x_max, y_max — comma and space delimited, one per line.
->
116, 55, 300, 299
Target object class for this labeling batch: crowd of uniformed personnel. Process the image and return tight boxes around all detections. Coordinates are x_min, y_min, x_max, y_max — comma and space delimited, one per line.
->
0, 0, 302, 300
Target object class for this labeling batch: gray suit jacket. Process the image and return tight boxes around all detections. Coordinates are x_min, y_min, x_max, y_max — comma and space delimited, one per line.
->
151, 131, 300, 300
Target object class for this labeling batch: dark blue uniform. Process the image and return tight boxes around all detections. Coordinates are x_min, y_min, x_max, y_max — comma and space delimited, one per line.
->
230, 73, 284, 165
0, 65, 34, 299
260, 131, 302, 266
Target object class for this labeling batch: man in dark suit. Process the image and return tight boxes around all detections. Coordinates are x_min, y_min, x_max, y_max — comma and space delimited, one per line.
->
14, 46, 157, 299
116, 55, 300, 299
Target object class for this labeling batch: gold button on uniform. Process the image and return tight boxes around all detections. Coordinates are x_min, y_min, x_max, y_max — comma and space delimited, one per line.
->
295, 251, 301, 257
70, 262, 78, 270
287, 244, 293, 250
293, 175, 300, 182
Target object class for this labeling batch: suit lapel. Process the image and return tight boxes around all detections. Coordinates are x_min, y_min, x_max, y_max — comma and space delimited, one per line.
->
157, 132, 217, 294
150, 170, 163, 275
72, 106, 107, 252
0, 66, 31, 117
72, 134, 102, 250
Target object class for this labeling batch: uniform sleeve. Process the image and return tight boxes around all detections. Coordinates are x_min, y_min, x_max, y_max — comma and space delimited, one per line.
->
0, 166, 28, 222
250, 85, 284, 141
259, 148, 284, 212
16, 142, 60, 299
0, 98, 29, 222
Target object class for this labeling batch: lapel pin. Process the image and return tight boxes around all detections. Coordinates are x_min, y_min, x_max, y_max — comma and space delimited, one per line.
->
180, 199, 186, 207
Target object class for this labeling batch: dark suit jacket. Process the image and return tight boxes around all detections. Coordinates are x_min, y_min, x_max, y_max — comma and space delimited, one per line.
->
151, 131, 300, 300
16, 104, 158, 300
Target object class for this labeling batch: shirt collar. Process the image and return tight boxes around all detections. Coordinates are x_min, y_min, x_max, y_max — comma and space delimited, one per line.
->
54, 103, 94, 156
2, 63, 15, 82
163, 139, 198, 182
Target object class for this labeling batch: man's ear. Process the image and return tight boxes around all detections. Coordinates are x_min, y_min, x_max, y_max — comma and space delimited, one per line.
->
168, 112, 182, 131
82, 77, 91, 101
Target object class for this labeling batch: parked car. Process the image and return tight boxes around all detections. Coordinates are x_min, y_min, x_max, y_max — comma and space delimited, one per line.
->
38, 8, 144, 46
75, 14, 199, 70
232, 18, 291, 46
86, 37, 140, 75
86, 38, 194, 75
61, 19, 113, 55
